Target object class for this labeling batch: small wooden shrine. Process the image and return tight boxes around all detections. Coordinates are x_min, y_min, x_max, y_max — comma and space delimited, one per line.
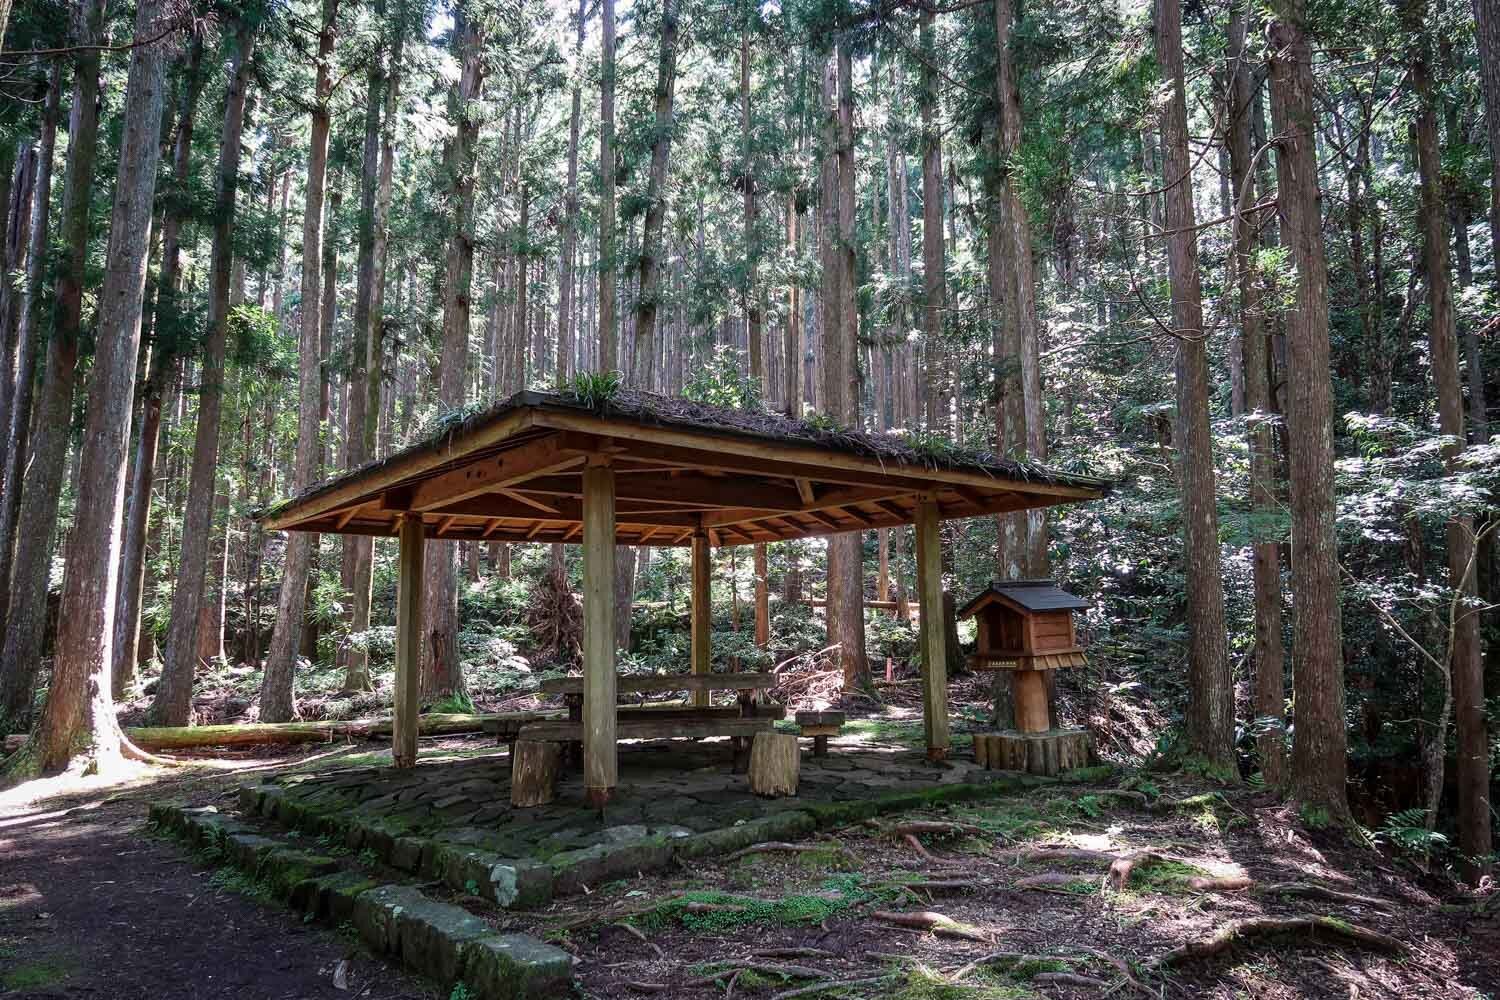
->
960, 580, 1090, 775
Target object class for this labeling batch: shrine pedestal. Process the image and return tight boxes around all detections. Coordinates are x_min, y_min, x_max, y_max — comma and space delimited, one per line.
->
974, 728, 1089, 777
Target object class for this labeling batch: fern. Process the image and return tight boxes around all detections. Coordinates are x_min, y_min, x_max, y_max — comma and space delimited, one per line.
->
1377, 807, 1448, 858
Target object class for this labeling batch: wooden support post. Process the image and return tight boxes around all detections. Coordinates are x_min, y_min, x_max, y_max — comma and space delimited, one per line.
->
915, 496, 950, 760
691, 527, 711, 707
393, 515, 425, 768
753, 542, 770, 650
1013, 669, 1050, 733
582, 459, 617, 807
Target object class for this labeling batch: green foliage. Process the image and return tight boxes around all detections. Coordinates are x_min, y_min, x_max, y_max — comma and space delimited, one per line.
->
563, 371, 624, 409
683, 345, 764, 410
448, 983, 474, 1000
1375, 807, 1449, 861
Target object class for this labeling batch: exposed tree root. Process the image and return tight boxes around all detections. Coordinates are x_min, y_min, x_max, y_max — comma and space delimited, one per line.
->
687, 961, 826, 987
612, 921, 663, 958
769, 977, 887, 1000
903, 832, 939, 861
754, 947, 836, 960
1258, 881, 1395, 912
1015, 871, 1088, 892
1011, 846, 1116, 864
1154, 915, 1407, 967
1188, 875, 1253, 892
1033, 972, 1110, 988
890, 820, 986, 839
871, 909, 991, 942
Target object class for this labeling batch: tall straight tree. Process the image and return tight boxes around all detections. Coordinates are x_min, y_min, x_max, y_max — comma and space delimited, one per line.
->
1154, 0, 1233, 770
918, 7, 947, 433
598, 0, 617, 372
631, 0, 679, 384
260, 0, 340, 722
3, 0, 174, 780
0, 0, 107, 729
0, 60, 60, 635
1226, 4, 1286, 786
1476, 0, 1500, 285
558, 0, 586, 387
1408, 0, 1491, 878
830, 39, 868, 690
1268, 0, 1349, 819
422, 3, 486, 703
152, 16, 259, 726
993, 0, 1047, 576
115, 32, 210, 694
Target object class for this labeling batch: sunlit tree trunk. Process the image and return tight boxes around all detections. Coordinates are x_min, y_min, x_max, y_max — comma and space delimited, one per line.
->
1408, 0, 1491, 879
1227, 6, 1286, 787
260, 0, 340, 723
7, 0, 174, 780
153, 20, 257, 725
1268, 0, 1350, 820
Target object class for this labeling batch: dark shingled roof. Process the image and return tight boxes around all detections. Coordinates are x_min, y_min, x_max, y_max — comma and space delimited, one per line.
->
958, 580, 1090, 618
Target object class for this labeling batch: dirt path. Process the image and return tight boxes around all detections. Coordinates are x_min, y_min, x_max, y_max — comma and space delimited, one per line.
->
0, 774, 435, 999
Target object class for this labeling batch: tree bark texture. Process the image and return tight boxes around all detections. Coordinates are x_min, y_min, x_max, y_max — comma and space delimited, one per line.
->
23, 0, 172, 776
1268, 0, 1350, 818
1156, 0, 1233, 770
153, 21, 257, 725
259, 0, 339, 723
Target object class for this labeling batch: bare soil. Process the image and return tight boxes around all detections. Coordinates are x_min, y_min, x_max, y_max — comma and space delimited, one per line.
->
0, 754, 437, 1000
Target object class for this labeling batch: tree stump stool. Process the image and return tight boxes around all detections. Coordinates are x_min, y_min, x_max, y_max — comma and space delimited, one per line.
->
510, 740, 563, 807
973, 729, 1088, 777
794, 710, 845, 756
747, 732, 800, 797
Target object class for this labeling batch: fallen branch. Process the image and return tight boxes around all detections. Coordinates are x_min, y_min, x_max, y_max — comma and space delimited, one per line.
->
1012, 846, 1117, 864
1077, 946, 1152, 997
754, 947, 836, 960
871, 909, 990, 942
1154, 915, 1407, 967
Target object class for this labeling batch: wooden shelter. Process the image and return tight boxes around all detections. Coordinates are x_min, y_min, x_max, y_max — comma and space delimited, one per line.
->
262, 390, 1108, 805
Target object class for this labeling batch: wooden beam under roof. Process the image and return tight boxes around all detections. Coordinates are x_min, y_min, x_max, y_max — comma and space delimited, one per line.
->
514, 472, 805, 512
401, 436, 586, 512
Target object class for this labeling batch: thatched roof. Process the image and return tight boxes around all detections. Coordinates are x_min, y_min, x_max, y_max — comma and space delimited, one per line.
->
261, 389, 1109, 547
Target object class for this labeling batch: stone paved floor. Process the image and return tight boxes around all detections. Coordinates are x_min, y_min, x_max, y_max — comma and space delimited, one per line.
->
263, 733, 1011, 861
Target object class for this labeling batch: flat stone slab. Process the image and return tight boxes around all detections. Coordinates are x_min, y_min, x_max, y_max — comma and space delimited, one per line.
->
241, 733, 1050, 911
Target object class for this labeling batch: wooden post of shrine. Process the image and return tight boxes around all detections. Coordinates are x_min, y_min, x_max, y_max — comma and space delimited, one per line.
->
915, 496, 950, 760
393, 514, 425, 768
582, 458, 618, 807
691, 527, 711, 707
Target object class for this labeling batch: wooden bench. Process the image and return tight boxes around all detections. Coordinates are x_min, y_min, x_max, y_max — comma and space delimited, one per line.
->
516, 714, 775, 777
793, 710, 846, 756
487, 702, 785, 747
540, 672, 777, 716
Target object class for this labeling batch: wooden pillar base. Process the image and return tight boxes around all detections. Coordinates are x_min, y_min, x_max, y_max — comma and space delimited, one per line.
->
973, 729, 1088, 777
585, 785, 613, 810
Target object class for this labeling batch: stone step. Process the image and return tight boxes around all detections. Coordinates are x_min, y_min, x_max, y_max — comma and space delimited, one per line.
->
149, 802, 573, 1000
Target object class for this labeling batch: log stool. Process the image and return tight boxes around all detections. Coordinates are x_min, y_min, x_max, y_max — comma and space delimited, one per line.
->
747, 732, 800, 797
794, 710, 845, 756
958, 580, 1092, 778
510, 740, 563, 807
